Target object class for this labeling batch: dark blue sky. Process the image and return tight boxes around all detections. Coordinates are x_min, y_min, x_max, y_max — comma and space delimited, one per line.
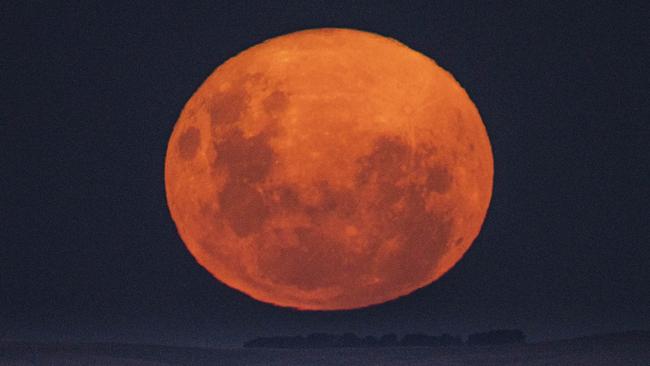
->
2, 1, 648, 346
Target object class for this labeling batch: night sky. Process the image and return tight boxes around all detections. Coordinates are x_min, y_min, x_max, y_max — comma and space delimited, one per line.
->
3, 1, 648, 347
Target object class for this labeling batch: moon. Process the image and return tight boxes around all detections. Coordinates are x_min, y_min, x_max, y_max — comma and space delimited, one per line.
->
165, 28, 493, 310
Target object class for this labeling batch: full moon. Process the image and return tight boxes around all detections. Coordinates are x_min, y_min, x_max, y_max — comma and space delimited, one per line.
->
165, 28, 493, 310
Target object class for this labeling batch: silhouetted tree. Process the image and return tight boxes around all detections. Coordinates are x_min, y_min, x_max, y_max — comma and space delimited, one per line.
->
336, 333, 361, 347
466, 329, 526, 346
401, 334, 438, 347
400, 333, 463, 347
243, 335, 306, 348
439, 333, 463, 346
378, 333, 399, 347
305, 333, 337, 348
361, 335, 379, 347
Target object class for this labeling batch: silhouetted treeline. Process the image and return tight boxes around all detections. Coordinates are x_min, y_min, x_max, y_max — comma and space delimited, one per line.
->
467, 329, 526, 345
401, 333, 463, 347
244, 329, 524, 348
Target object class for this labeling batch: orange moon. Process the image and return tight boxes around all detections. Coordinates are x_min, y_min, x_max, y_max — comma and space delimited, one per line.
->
165, 28, 493, 310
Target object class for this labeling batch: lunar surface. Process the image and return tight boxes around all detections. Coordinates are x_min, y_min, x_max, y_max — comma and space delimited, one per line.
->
165, 28, 493, 310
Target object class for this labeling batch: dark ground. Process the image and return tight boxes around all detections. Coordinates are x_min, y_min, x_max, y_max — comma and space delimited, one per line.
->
1, 331, 648, 365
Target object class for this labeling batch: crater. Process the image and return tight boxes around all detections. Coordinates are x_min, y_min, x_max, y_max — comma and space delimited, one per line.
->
177, 127, 201, 160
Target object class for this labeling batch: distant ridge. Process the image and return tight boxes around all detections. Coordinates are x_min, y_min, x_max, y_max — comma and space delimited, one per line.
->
2, 330, 647, 352
1, 331, 648, 366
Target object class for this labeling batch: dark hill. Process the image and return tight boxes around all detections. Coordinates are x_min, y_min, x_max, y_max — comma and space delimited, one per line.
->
1, 331, 648, 365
